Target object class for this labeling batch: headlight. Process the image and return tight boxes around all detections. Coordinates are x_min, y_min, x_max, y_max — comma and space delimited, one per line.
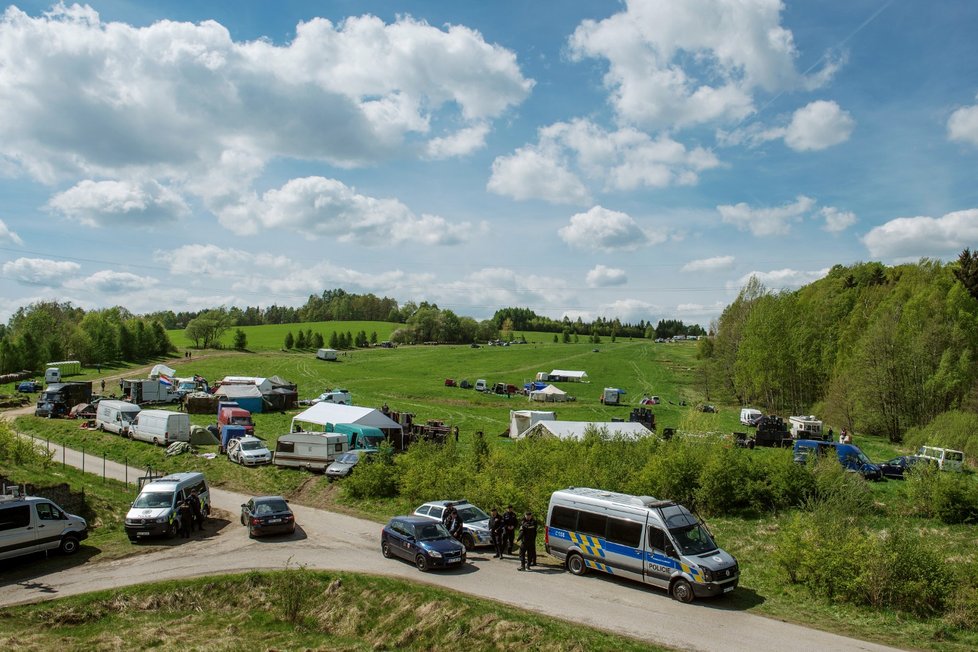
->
427, 549, 443, 558
700, 568, 714, 582
156, 517, 168, 524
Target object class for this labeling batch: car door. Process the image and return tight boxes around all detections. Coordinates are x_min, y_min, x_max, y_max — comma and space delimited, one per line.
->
0, 503, 35, 560
388, 520, 413, 560
242, 499, 255, 525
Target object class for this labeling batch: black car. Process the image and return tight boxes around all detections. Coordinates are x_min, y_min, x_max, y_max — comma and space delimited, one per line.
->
240, 496, 295, 538
381, 515, 466, 571
879, 455, 937, 480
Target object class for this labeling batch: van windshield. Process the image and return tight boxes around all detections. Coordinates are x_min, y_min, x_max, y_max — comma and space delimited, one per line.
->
133, 491, 175, 509
120, 412, 138, 424
661, 505, 718, 555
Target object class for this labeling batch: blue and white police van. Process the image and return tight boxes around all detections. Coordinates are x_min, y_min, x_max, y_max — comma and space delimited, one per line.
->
545, 487, 739, 603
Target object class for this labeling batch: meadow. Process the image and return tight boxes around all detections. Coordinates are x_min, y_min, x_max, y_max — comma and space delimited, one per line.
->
166, 320, 400, 351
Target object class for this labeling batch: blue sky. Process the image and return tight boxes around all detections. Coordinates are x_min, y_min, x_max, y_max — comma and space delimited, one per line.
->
1, 1, 977, 327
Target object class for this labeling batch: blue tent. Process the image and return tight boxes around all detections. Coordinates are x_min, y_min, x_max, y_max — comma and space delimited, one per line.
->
214, 384, 265, 413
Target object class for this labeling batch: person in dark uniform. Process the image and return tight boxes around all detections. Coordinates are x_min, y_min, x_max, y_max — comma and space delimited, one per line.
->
177, 499, 192, 539
516, 511, 538, 570
188, 490, 204, 532
489, 508, 505, 558
502, 505, 518, 554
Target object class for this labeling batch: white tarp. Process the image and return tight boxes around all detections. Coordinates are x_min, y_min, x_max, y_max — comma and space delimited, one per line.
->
150, 364, 176, 379
220, 376, 273, 393
516, 420, 652, 440
549, 369, 588, 381
509, 410, 557, 438
291, 403, 403, 434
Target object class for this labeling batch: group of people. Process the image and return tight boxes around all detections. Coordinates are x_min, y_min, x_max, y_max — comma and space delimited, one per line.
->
175, 489, 205, 538
440, 503, 539, 571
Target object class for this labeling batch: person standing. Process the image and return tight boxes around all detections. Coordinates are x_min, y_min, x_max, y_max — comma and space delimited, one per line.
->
188, 490, 204, 532
516, 511, 538, 571
489, 508, 505, 558
502, 505, 518, 555
177, 499, 192, 539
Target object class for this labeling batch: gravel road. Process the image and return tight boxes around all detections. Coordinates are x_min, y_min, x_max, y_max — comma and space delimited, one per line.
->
0, 408, 903, 652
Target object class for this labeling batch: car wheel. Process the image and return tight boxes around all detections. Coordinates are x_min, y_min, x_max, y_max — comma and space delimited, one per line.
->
567, 553, 587, 576
240, 513, 247, 526
59, 535, 80, 555
98, 423, 105, 432
462, 533, 475, 551
416, 554, 429, 572
166, 522, 177, 539
248, 529, 255, 539
671, 578, 695, 603
153, 437, 161, 446
382, 542, 393, 558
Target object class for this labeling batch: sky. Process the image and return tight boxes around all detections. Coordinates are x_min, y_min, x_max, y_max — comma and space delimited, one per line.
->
1, 1, 977, 328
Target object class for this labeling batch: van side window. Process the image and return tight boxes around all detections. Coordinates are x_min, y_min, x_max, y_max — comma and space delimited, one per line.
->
606, 517, 641, 548
0, 505, 31, 531
550, 506, 577, 531
648, 526, 668, 553
578, 511, 607, 538
277, 441, 295, 454
36, 502, 63, 520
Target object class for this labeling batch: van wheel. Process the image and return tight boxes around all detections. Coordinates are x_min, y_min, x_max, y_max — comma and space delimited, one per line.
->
671, 578, 695, 603
128, 430, 135, 440
59, 535, 80, 555
462, 533, 475, 551
567, 553, 587, 576
153, 438, 161, 446
98, 423, 105, 432
166, 522, 177, 539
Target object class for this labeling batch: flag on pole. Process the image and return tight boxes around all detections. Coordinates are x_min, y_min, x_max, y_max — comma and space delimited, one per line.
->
159, 374, 173, 388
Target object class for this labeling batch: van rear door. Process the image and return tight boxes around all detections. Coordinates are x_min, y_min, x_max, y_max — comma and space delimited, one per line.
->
0, 502, 36, 560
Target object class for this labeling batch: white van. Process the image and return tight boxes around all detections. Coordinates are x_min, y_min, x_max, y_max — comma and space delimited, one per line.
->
273, 432, 349, 472
739, 408, 762, 426
129, 410, 191, 446
475, 379, 488, 392
44, 367, 61, 384
0, 491, 89, 561
546, 487, 739, 603
96, 400, 141, 436
917, 446, 965, 472
124, 472, 209, 540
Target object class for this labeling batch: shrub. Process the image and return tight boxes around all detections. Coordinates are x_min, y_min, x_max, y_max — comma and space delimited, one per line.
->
343, 445, 400, 499
903, 410, 978, 461
273, 563, 320, 627
906, 465, 978, 524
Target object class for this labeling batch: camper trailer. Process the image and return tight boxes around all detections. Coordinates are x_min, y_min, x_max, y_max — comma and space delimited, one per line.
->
273, 432, 350, 472
788, 416, 825, 441
316, 348, 338, 361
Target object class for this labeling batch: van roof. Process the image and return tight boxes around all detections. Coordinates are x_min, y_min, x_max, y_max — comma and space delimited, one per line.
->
555, 487, 670, 509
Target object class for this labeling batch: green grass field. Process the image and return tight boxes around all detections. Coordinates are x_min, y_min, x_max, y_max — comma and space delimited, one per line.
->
167, 320, 401, 351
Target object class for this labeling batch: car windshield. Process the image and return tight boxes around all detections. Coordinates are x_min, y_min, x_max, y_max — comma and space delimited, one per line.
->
256, 499, 289, 514
231, 416, 253, 425
455, 505, 489, 522
133, 491, 175, 509
416, 523, 453, 541
854, 450, 872, 465
335, 453, 359, 464
241, 440, 264, 451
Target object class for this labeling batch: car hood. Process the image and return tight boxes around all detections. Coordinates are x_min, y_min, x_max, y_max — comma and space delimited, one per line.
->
465, 517, 491, 533
327, 461, 355, 470
689, 549, 737, 573
420, 538, 465, 555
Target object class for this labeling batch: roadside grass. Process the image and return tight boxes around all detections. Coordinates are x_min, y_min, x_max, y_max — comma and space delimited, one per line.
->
0, 570, 665, 652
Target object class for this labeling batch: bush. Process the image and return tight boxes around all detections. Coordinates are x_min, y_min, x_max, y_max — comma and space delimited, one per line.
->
0, 421, 52, 466
906, 465, 978, 524
343, 445, 400, 499
903, 410, 978, 461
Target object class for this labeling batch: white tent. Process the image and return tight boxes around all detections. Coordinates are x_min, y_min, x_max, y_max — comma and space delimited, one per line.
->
149, 364, 176, 379
528, 384, 568, 402
221, 376, 273, 393
291, 403, 403, 439
509, 410, 557, 438
549, 369, 588, 382
516, 420, 652, 440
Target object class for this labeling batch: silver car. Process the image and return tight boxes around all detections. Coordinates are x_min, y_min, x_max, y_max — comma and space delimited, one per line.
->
325, 448, 375, 478
413, 500, 493, 550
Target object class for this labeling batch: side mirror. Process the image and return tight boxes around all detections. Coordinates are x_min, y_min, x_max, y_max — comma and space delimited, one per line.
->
666, 544, 678, 558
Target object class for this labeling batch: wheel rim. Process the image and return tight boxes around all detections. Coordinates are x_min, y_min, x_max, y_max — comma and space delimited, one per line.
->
416, 555, 428, 571
673, 580, 693, 603
382, 543, 392, 558
568, 554, 585, 575
61, 538, 78, 554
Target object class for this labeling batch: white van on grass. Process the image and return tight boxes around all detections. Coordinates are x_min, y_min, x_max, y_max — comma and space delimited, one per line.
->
917, 446, 965, 472
129, 410, 190, 446
96, 400, 141, 436
124, 472, 209, 540
0, 491, 88, 561
546, 487, 738, 603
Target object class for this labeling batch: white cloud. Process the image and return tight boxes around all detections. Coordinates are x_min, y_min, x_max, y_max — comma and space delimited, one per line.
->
47, 179, 190, 227
862, 209, 978, 261
487, 146, 591, 205
65, 270, 158, 293
820, 206, 856, 232
424, 123, 490, 159
158, 244, 292, 278
783, 100, 855, 151
599, 298, 660, 323
559, 206, 655, 251
717, 195, 815, 237
730, 267, 829, 291
948, 94, 978, 147
0, 218, 24, 245
567, 0, 836, 130
586, 265, 628, 287
489, 119, 719, 203
682, 255, 735, 273
2, 257, 80, 286
220, 176, 478, 245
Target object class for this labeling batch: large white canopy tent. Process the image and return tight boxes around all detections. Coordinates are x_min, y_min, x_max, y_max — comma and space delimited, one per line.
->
516, 420, 652, 440
291, 402, 404, 445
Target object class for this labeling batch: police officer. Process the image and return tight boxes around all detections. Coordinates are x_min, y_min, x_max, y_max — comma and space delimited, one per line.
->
516, 511, 538, 570
177, 499, 192, 539
445, 506, 463, 541
188, 490, 204, 532
502, 505, 518, 554
489, 508, 505, 558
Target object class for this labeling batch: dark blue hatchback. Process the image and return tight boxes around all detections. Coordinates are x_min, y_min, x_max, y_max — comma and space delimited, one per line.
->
381, 515, 466, 571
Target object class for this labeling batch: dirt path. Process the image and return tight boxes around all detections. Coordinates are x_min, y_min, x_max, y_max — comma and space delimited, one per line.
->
0, 417, 903, 651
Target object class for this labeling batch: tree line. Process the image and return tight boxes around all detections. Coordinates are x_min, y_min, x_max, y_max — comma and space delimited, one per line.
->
0, 302, 173, 374
702, 251, 978, 442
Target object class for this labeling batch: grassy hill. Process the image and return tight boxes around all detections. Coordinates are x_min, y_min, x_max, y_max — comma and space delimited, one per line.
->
167, 320, 401, 351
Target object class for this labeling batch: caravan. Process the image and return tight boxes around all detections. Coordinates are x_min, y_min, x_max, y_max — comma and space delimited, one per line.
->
96, 400, 141, 436
546, 487, 738, 603
273, 432, 349, 472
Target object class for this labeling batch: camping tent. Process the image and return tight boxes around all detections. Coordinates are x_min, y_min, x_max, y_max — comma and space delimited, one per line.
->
220, 376, 274, 394
213, 384, 266, 413
549, 369, 588, 382
516, 420, 652, 440
291, 402, 404, 446
509, 410, 557, 438
528, 384, 569, 402
189, 425, 219, 446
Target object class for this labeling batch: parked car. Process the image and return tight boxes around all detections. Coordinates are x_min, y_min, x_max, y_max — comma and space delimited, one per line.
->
228, 436, 272, 466
792, 440, 883, 480
16, 380, 42, 393
381, 515, 466, 571
917, 446, 965, 472
325, 448, 376, 479
240, 496, 295, 538
413, 500, 492, 550
311, 389, 351, 405
879, 455, 937, 480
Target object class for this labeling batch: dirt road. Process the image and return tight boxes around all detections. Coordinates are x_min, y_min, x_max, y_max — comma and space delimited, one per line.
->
0, 413, 902, 651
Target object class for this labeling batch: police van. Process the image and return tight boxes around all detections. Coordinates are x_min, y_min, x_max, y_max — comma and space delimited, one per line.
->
124, 472, 209, 541
545, 487, 738, 603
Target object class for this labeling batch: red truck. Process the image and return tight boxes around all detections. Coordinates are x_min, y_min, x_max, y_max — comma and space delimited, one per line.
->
217, 401, 254, 437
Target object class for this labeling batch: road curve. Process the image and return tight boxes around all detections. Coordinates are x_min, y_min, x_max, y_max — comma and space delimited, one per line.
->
0, 418, 902, 652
